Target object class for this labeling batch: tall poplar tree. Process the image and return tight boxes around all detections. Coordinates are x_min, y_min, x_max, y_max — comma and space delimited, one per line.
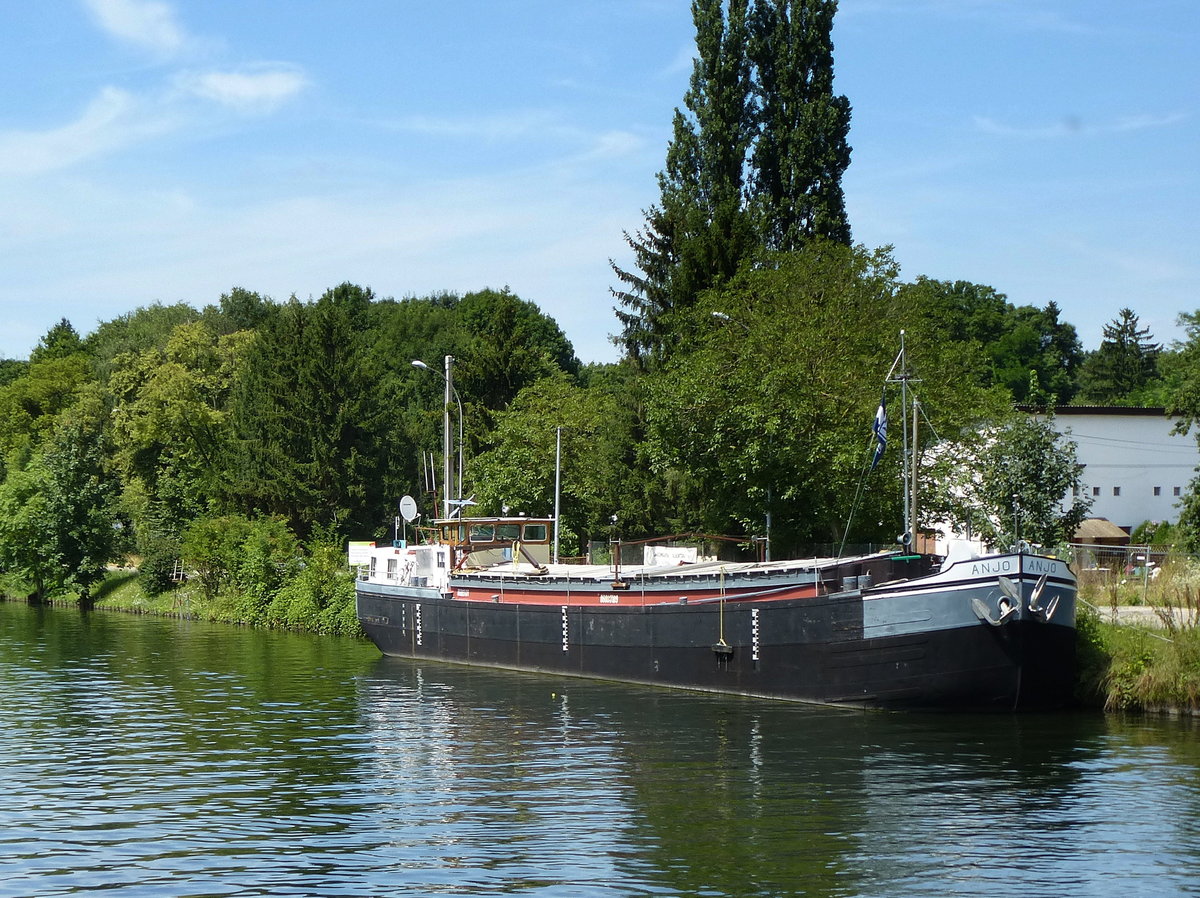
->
749, 0, 851, 249
612, 0, 852, 363
613, 0, 754, 364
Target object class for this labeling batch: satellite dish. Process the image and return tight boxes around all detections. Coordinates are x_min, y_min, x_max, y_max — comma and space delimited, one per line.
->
399, 495, 419, 522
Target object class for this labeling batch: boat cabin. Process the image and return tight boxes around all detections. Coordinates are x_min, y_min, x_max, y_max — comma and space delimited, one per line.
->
434, 516, 554, 568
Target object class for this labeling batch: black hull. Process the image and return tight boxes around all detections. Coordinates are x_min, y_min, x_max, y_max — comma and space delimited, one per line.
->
356, 588, 1076, 712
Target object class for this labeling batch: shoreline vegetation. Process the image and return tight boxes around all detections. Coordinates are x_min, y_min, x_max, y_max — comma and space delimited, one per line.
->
7, 555, 1199, 716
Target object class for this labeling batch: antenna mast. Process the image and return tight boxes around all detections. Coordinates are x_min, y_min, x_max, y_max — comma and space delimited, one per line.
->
886, 331, 920, 551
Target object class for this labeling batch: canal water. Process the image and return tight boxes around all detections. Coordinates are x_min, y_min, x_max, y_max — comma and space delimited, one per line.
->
1, 601, 1198, 897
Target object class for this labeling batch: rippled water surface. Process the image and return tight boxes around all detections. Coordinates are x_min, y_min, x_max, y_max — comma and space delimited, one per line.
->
2, 601, 1199, 896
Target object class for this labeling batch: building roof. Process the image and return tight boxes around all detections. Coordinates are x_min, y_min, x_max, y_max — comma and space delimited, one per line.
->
1018, 404, 1169, 417
1073, 517, 1130, 541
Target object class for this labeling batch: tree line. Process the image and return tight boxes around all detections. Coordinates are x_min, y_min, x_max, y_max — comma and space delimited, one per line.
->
0, 262, 1183, 610
1, 0, 1196, 619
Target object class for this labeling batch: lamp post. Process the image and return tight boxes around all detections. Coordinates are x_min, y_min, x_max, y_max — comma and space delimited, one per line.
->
412, 356, 464, 519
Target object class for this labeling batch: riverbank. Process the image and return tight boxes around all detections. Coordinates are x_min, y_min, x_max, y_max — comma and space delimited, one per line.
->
1076, 601, 1200, 714
7, 566, 364, 638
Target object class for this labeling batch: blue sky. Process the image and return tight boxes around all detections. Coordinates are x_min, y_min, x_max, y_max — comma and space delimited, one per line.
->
2, 0, 1196, 364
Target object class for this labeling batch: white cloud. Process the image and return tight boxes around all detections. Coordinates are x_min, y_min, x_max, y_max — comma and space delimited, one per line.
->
82, 0, 186, 55
176, 66, 308, 113
0, 87, 177, 176
396, 111, 564, 143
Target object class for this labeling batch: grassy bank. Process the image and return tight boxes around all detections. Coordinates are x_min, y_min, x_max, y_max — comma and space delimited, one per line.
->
1076, 558, 1200, 714
4, 560, 365, 639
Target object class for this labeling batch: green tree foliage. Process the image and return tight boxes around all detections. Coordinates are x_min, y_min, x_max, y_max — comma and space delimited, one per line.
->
266, 538, 361, 635
1166, 311, 1200, 549
214, 286, 275, 333
363, 288, 581, 526
454, 288, 580, 412
469, 367, 651, 556
86, 301, 202, 378
0, 458, 56, 599
39, 394, 121, 602
0, 354, 93, 466
109, 321, 247, 517
748, 0, 851, 248
0, 390, 118, 602
642, 243, 1006, 551
106, 320, 250, 590
613, 0, 851, 364
30, 318, 85, 363
897, 279, 1082, 402
0, 320, 97, 486
1077, 308, 1162, 404
923, 415, 1091, 551
0, 359, 26, 387
227, 284, 383, 536
614, 0, 755, 363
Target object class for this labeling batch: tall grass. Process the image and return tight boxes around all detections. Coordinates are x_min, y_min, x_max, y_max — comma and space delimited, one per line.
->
1077, 558, 1200, 713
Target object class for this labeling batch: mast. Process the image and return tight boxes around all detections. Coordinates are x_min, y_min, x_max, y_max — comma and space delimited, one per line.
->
885, 331, 918, 551
553, 426, 562, 564
898, 332, 911, 549
443, 354, 453, 520
911, 396, 919, 552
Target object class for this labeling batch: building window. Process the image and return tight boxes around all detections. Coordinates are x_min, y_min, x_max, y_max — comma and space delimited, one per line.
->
1113, 487, 1121, 497
1092, 486, 1100, 497
1176, 487, 1183, 497
1154, 486, 1162, 496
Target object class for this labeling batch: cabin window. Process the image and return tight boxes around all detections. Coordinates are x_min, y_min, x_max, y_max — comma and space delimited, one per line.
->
469, 524, 495, 541
523, 523, 548, 542
496, 524, 521, 541
370, 556, 376, 576
386, 558, 398, 580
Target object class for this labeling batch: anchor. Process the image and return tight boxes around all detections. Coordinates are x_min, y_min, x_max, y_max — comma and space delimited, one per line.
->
1027, 573, 1059, 623
971, 576, 1021, 627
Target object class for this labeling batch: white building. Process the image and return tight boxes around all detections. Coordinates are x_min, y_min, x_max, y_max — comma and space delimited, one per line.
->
1050, 407, 1199, 531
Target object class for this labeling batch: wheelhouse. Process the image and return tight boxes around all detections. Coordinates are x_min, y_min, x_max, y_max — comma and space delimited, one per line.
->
434, 516, 554, 567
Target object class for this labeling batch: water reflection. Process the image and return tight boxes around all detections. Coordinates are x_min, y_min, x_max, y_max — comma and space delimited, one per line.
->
357, 657, 1200, 897
1, 601, 1198, 897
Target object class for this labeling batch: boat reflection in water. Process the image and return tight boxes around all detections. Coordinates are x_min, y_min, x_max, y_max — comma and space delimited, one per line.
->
359, 657, 1195, 898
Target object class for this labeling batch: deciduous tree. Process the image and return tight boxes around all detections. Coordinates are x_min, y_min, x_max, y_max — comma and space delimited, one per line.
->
923, 416, 1091, 551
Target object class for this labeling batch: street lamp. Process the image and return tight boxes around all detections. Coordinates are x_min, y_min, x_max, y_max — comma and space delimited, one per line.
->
412, 356, 464, 519
711, 310, 750, 331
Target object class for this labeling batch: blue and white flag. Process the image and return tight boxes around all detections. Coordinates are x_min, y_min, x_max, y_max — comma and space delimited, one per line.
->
871, 394, 888, 470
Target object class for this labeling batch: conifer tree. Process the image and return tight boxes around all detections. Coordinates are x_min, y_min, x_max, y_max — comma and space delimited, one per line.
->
1078, 308, 1161, 403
